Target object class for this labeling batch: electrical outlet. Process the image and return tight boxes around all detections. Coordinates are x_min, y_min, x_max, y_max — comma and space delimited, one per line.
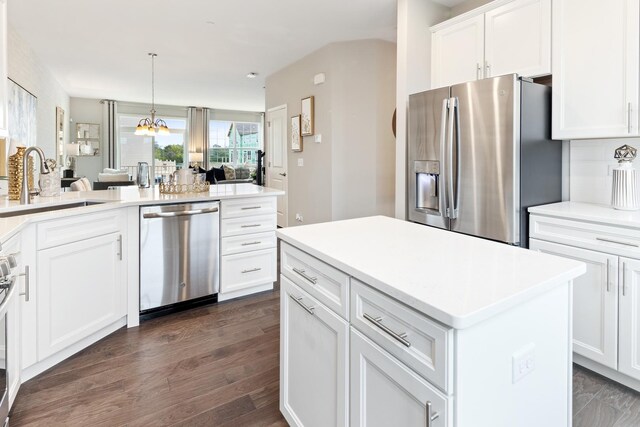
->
512, 343, 536, 383
295, 213, 303, 222
315, 134, 322, 143
298, 158, 304, 167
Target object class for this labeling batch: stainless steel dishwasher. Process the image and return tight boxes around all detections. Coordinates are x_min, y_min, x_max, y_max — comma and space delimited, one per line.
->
139, 201, 220, 313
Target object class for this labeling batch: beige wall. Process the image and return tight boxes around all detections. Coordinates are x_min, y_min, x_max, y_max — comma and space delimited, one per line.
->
8, 25, 70, 160
265, 39, 396, 226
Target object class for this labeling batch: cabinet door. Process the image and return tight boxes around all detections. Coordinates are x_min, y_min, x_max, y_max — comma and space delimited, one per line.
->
280, 276, 348, 427
619, 258, 640, 380
552, 0, 640, 139
484, 0, 551, 78
350, 329, 450, 427
37, 233, 125, 360
530, 239, 618, 369
431, 15, 485, 88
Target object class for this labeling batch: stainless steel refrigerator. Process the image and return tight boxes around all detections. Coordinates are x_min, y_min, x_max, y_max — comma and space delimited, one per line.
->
407, 74, 561, 247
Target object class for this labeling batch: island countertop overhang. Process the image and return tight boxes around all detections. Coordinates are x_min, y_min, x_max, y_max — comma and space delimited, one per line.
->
277, 215, 586, 329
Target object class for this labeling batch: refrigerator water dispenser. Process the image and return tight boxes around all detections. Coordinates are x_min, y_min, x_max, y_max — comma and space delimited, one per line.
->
415, 160, 440, 212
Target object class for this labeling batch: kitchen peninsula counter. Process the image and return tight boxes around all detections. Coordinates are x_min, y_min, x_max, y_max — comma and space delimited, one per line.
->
0, 184, 283, 242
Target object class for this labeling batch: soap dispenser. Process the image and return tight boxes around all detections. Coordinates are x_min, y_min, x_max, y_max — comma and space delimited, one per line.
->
612, 144, 639, 210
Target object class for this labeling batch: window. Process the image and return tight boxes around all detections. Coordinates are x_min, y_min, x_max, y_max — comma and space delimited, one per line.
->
118, 114, 187, 181
208, 120, 262, 167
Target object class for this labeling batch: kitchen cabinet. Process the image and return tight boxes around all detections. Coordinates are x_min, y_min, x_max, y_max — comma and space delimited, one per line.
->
431, 15, 484, 88
350, 329, 449, 427
530, 205, 640, 390
552, 0, 640, 139
529, 239, 619, 369
431, 0, 550, 89
37, 232, 125, 359
280, 276, 348, 427
220, 197, 277, 301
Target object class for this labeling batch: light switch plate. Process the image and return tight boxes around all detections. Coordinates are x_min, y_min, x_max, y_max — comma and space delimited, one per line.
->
298, 158, 304, 167
512, 343, 535, 383
315, 134, 322, 143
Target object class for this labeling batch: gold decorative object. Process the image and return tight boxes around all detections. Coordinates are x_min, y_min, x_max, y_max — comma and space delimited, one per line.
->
8, 147, 26, 200
158, 181, 210, 194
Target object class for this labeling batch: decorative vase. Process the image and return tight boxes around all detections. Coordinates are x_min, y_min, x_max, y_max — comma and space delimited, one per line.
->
8, 146, 26, 201
39, 169, 61, 197
612, 144, 640, 210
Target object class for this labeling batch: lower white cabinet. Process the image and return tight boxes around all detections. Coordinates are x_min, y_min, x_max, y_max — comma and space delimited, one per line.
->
37, 232, 125, 359
220, 249, 276, 294
350, 328, 449, 427
529, 239, 619, 369
280, 276, 348, 427
619, 258, 640, 380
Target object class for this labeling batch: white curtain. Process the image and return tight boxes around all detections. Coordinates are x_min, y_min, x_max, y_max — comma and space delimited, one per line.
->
101, 100, 118, 169
186, 107, 210, 168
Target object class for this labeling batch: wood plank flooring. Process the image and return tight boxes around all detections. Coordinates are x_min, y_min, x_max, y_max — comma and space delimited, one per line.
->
9, 285, 640, 426
9, 290, 287, 426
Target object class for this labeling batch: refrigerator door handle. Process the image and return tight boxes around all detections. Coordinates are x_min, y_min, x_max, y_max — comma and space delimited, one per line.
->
454, 97, 461, 218
440, 98, 449, 218
446, 97, 459, 219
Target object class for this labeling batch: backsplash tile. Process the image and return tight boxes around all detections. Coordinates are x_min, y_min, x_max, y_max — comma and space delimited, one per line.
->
569, 138, 640, 205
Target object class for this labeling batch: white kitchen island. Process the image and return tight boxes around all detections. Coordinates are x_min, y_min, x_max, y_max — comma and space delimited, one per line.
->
277, 216, 585, 427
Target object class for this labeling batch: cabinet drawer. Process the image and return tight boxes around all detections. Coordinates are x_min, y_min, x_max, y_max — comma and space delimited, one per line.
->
351, 279, 453, 393
37, 209, 123, 250
281, 242, 350, 320
221, 214, 276, 237
530, 214, 640, 258
221, 248, 276, 294
221, 231, 276, 256
221, 197, 277, 219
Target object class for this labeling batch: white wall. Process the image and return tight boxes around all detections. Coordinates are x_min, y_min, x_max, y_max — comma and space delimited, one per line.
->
395, 0, 450, 219
7, 25, 69, 160
568, 139, 635, 205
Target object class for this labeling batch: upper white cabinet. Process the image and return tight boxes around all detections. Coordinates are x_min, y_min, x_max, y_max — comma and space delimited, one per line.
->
431, 0, 551, 89
552, 0, 640, 139
484, 0, 551, 78
431, 16, 485, 88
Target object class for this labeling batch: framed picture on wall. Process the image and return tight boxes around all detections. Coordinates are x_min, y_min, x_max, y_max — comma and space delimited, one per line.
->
291, 115, 302, 152
301, 96, 314, 136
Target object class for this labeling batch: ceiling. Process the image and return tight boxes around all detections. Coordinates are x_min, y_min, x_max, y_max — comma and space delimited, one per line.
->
8, 0, 398, 112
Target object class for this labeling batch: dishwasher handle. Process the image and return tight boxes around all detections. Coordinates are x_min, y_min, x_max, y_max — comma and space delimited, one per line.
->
143, 206, 219, 219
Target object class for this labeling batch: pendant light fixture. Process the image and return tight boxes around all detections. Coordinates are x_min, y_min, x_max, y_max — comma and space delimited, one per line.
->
135, 53, 170, 136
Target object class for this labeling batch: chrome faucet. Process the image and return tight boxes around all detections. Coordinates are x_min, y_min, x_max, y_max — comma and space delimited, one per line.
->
20, 147, 50, 204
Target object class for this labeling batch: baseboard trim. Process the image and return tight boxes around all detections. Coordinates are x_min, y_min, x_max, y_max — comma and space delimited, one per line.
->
218, 283, 274, 302
574, 353, 640, 392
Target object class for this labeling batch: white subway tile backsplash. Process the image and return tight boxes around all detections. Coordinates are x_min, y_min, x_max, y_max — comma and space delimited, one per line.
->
570, 138, 640, 205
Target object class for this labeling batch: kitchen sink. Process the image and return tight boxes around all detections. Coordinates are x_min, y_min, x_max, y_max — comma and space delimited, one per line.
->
0, 201, 106, 218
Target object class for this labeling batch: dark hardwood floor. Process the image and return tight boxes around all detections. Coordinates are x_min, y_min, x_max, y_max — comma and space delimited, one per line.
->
10, 290, 287, 427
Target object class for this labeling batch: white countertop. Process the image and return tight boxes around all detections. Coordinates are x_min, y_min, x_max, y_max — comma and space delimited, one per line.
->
277, 216, 585, 329
0, 184, 283, 242
529, 201, 640, 229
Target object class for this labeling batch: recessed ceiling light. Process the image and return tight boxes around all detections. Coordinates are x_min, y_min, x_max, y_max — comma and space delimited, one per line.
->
246, 72, 258, 79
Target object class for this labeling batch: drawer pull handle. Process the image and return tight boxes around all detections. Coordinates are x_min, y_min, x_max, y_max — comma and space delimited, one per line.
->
241, 206, 262, 210
241, 241, 262, 246
293, 267, 317, 284
426, 401, 439, 426
363, 312, 411, 347
290, 295, 315, 315
596, 237, 639, 248
241, 267, 262, 274
241, 224, 261, 228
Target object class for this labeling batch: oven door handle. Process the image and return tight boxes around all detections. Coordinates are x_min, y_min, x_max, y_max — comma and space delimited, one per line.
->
0, 276, 17, 318
143, 207, 219, 219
